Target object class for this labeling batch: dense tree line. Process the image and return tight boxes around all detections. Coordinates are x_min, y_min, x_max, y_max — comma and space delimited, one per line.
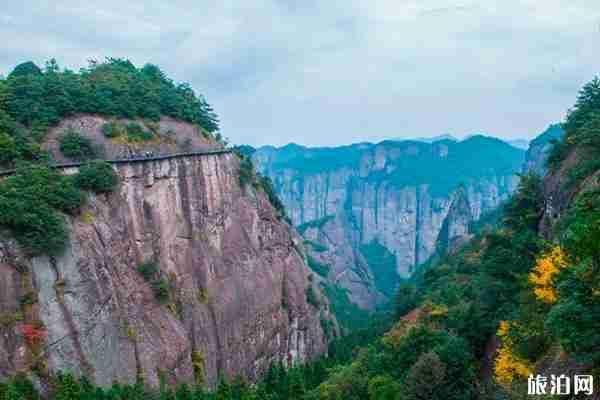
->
0, 319, 389, 400
1, 58, 218, 138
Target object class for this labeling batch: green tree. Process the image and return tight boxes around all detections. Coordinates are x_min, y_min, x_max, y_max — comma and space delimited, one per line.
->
402, 352, 446, 400
75, 161, 118, 193
59, 129, 100, 161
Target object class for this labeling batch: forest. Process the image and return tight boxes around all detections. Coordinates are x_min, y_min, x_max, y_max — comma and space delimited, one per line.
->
0, 58, 219, 166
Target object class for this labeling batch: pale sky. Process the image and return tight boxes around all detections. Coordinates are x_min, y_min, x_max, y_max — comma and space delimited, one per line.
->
1, 1, 599, 146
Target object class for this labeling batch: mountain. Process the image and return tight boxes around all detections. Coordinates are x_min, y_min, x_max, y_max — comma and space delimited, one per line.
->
522, 123, 565, 175
253, 136, 525, 309
506, 138, 530, 150
399, 134, 458, 143
0, 61, 333, 389
294, 76, 600, 400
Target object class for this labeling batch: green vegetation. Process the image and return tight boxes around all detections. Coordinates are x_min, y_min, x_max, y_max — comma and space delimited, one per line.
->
238, 153, 288, 220
359, 240, 399, 298
0, 317, 390, 400
304, 239, 328, 252
125, 121, 154, 142
0, 162, 119, 255
297, 216, 334, 235
101, 121, 124, 138
266, 137, 524, 198
0, 164, 84, 255
137, 260, 169, 302
306, 285, 320, 308
307, 256, 330, 278
2, 58, 218, 141
58, 128, 101, 161
547, 77, 600, 176
137, 260, 160, 280
75, 161, 118, 193
320, 282, 371, 332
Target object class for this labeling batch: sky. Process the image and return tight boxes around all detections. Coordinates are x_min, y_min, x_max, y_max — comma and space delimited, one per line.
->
1, 1, 599, 147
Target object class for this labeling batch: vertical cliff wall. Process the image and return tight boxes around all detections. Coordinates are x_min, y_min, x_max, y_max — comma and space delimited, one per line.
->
0, 153, 330, 388
522, 124, 564, 176
253, 138, 523, 308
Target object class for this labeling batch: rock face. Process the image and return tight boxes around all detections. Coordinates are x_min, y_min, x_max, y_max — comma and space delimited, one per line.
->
522, 124, 564, 176
253, 137, 523, 308
0, 152, 330, 387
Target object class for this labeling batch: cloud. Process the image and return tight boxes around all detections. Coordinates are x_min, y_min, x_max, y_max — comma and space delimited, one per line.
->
1, 0, 599, 146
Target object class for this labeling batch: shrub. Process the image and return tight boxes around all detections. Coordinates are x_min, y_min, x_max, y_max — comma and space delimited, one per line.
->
307, 256, 330, 278
58, 129, 99, 161
306, 286, 320, 308
403, 352, 447, 400
137, 260, 159, 281
152, 278, 170, 302
101, 121, 125, 138
0, 164, 84, 255
0, 132, 18, 165
238, 157, 255, 188
545, 138, 570, 170
126, 122, 154, 142
75, 161, 118, 193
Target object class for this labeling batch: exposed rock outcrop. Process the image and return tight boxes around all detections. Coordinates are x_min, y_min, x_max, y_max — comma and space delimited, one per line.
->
0, 151, 331, 388
254, 138, 523, 308
522, 124, 564, 177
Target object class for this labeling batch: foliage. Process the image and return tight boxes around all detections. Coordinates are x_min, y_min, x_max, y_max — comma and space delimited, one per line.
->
0, 164, 85, 255
137, 260, 160, 281
494, 321, 533, 385
546, 77, 600, 169
58, 129, 100, 161
152, 278, 170, 302
101, 121, 125, 138
297, 216, 334, 235
136, 260, 169, 302
545, 187, 600, 364
528, 246, 568, 303
238, 154, 288, 219
502, 173, 543, 232
320, 282, 371, 333
306, 285, 320, 308
304, 240, 328, 252
75, 161, 118, 193
267, 136, 524, 198
393, 282, 419, 319
403, 351, 446, 400
2, 58, 218, 139
307, 256, 330, 278
125, 122, 154, 142
359, 240, 399, 298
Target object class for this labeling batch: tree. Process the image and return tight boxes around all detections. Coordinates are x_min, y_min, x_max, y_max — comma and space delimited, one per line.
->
75, 161, 118, 193
403, 352, 446, 400
8, 61, 42, 78
58, 129, 100, 161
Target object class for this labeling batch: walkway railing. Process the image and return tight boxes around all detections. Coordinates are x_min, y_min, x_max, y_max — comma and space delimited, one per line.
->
0, 149, 233, 177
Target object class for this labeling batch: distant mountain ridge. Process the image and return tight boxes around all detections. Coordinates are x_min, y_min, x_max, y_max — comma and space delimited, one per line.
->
252, 135, 525, 309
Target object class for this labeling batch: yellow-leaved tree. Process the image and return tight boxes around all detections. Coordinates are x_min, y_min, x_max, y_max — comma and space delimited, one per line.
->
494, 321, 533, 385
528, 246, 568, 303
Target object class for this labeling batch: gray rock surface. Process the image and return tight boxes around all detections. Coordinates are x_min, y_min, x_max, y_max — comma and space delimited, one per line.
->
0, 151, 330, 388
254, 140, 522, 308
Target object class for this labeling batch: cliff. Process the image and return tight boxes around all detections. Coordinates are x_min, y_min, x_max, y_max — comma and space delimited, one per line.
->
0, 134, 331, 388
522, 124, 564, 176
253, 137, 523, 308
